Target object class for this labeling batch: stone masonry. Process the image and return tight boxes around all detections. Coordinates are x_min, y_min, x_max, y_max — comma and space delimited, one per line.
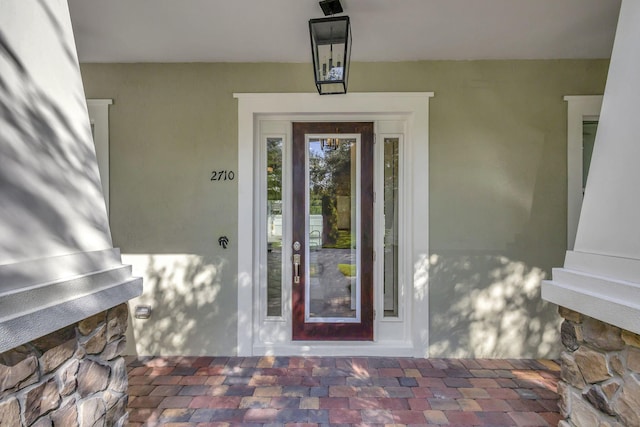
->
558, 306, 640, 427
0, 304, 130, 426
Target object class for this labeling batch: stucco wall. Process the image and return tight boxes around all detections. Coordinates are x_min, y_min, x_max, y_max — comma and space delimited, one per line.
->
80, 60, 608, 357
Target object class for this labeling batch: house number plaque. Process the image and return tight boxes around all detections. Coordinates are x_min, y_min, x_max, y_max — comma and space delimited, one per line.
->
210, 170, 235, 181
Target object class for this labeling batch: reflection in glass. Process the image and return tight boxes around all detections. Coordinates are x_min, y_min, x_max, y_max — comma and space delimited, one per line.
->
267, 138, 283, 316
307, 138, 358, 320
383, 138, 399, 317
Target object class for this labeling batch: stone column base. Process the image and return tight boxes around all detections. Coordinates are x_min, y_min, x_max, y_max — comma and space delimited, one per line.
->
0, 304, 130, 426
557, 306, 640, 426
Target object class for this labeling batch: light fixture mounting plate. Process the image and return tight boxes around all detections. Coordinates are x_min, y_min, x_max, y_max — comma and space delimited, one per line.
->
319, 0, 343, 16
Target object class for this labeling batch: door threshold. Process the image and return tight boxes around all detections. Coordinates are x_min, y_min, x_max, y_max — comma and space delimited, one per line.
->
252, 341, 418, 357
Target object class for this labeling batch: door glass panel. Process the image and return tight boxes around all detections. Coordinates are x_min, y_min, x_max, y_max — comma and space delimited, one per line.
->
383, 137, 400, 317
267, 137, 283, 316
306, 137, 359, 321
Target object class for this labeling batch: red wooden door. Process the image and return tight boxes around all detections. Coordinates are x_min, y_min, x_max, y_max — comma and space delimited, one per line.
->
291, 122, 374, 340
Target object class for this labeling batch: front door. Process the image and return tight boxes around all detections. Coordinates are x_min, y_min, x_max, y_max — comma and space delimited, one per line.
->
291, 122, 374, 340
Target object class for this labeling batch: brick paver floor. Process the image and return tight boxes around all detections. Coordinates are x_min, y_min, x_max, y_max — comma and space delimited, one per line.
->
125, 356, 561, 426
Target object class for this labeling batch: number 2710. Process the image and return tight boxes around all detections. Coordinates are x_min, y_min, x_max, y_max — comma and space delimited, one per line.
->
210, 170, 235, 181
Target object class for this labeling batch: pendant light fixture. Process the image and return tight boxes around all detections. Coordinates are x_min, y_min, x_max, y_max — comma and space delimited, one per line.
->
309, 0, 351, 95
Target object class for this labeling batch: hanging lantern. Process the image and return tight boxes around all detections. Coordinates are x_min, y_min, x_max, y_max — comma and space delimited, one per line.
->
309, 15, 352, 95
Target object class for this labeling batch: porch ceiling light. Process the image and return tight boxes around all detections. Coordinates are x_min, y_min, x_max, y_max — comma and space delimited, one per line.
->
309, 0, 351, 95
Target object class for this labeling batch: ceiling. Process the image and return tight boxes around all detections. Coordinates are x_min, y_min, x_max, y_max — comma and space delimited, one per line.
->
67, 0, 622, 63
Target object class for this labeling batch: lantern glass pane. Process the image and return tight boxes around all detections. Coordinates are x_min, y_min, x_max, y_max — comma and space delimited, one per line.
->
315, 43, 346, 82
318, 82, 346, 95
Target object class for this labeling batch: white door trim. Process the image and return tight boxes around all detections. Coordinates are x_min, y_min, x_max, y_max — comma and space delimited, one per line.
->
234, 92, 433, 356
564, 95, 602, 250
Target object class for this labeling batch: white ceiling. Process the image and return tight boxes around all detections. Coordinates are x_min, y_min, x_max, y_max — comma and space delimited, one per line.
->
67, 0, 622, 63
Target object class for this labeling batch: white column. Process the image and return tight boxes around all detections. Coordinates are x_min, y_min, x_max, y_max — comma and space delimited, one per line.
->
0, 0, 141, 352
542, 0, 640, 334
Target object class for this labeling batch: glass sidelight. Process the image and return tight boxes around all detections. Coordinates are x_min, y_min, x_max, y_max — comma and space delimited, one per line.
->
383, 137, 400, 317
266, 137, 283, 317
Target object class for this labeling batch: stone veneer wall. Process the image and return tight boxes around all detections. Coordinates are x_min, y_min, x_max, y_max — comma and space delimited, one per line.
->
0, 304, 129, 426
558, 306, 640, 426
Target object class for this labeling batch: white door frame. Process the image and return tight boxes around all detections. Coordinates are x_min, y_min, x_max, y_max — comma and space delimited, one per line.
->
235, 92, 433, 357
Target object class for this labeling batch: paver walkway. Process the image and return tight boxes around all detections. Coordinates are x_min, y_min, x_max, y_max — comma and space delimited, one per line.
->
125, 356, 561, 426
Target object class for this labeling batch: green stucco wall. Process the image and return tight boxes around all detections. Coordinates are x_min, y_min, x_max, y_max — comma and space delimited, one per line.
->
80, 60, 608, 357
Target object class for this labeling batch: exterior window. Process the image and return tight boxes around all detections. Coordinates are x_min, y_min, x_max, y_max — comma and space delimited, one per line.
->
582, 121, 598, 192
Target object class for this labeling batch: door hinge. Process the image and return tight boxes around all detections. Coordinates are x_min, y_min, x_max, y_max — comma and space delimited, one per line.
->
373, 250, 376, 261
374, 309, 377, 319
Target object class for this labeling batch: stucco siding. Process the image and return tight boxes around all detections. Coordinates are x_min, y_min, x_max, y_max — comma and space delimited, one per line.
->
79, 60, 608, 357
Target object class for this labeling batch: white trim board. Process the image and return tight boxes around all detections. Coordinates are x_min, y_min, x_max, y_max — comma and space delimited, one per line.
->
542, 250, 640, 335
234, 92, 433, 357
0, 249, 142, 353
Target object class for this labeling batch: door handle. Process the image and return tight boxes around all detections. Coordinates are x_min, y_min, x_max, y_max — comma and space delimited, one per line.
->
293, 254, 301, 284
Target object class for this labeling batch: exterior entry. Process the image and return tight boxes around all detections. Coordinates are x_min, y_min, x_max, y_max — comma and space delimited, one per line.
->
235, 92, 432, 357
